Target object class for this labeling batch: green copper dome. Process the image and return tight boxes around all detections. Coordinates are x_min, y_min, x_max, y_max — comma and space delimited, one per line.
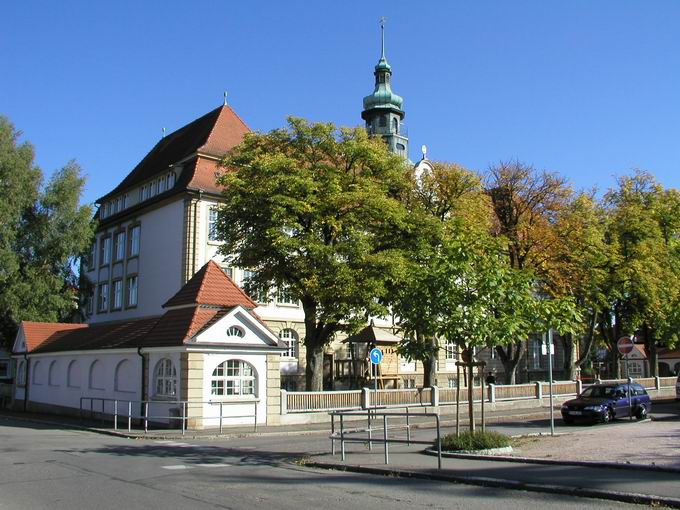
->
362, 22, 404, 119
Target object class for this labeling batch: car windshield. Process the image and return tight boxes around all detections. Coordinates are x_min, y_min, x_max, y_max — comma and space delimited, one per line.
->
581, 386, 618, 398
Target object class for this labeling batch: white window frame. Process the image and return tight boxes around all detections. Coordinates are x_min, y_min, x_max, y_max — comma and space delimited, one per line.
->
129, 225, 140, 257
100, 236, 111, 265
211, 360, 256, 397
126, 276, 138, 307
114, 231, 125, 261
207, 206, 219, 242
153, 358, 177, 397
112, 280, 123, 310
98, 283, 109, 312
226, 326, 245, 338
445, 340, 457, 360
279, 329, 299, 359
276, 286, 298, 306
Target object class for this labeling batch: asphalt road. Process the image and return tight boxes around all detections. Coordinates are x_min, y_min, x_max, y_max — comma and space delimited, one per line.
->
0, 412, 665, 510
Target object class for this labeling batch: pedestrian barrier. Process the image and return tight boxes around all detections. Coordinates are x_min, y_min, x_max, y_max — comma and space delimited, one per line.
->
78, 397, 258, 434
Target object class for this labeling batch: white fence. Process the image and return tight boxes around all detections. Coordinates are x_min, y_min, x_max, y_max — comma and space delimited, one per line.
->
281, 376, 675, 414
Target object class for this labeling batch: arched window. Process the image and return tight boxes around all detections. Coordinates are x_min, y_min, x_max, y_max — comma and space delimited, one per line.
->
115, 359, 136, 393
392, 117, 399, 134
48, 360, 59, 386
32, 360, 43, 385
226, 326, 245, 338
211, 360, 256, 397
67, 360, 80, 388
279, 329, 299, 359
154, 358, 177, 397
89, 360, 105, 390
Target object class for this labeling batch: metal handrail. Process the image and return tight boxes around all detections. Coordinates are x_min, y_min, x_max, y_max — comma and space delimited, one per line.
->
329, 409, 442, 469
78, 397, 258, 435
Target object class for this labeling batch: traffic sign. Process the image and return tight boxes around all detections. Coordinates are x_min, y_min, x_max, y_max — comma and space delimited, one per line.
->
369, 347, 383, 365
617, 336, 635, 356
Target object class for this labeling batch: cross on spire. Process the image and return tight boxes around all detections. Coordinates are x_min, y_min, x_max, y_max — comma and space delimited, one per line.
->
380, 16, 386, 60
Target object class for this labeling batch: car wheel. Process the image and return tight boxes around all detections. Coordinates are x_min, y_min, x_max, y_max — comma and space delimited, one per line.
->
635, 405, 647, 421
601, 408, 613, 424
563, 417, 574, 426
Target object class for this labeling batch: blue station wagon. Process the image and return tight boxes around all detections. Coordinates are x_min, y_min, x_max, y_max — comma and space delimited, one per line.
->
561, 383, 652, 424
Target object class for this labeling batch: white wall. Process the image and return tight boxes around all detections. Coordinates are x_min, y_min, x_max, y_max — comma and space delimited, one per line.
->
87, 199, 185, 323
19, 351, 143, 415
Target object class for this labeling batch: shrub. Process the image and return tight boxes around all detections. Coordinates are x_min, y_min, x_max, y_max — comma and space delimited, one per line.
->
439, 430, 510, 451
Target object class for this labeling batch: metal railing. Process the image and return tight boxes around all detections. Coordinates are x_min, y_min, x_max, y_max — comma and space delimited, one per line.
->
329, 409, 442, 469
79, 397, 258, 434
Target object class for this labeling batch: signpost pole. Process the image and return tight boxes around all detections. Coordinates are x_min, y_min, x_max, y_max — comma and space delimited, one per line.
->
626, 354, 632, 421
547, 330, 555, 437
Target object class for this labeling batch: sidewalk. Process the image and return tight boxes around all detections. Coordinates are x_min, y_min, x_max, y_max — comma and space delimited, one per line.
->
0, 405, 555, 440
307, 420, 680, 508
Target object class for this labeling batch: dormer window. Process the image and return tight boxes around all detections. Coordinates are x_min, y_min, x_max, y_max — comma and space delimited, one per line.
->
226, 326, 245, 338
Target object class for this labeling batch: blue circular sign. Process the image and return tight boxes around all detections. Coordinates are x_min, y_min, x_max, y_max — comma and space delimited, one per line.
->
369, 347, 383, 365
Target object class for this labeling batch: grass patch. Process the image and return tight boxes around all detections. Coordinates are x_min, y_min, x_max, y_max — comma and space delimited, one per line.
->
440, 430, 511, 451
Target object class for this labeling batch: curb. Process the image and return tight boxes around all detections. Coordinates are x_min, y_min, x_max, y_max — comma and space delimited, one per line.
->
422, 448, 680, 475
305, 460, 680, 508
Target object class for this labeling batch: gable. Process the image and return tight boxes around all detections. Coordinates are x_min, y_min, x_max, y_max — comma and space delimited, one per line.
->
192, 306, 282, 349
12, 328, 27, 354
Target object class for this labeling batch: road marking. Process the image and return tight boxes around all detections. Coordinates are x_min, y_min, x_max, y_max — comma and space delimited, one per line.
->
154, 440, 175, 444
162, 465, 192, 470
194, 463, 231, 468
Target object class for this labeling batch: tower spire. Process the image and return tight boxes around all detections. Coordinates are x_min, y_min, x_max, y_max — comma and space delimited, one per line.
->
380, 16, 386, 61
361, 19, 408, 159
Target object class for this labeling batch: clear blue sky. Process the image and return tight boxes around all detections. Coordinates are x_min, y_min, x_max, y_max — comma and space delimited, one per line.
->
2, 1, 680, 204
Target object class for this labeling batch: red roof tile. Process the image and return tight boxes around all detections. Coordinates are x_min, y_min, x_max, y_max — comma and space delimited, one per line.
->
99, 105, 249, 202
163, 260, 257, 309
21, 322, 88, 352
27, 318, 160, 354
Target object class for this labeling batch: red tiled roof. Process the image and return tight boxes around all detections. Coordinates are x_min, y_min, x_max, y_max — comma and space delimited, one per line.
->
163, 260, 257, 309
659, 347, 680, 359
28, 318, 160, 354
99, 105, 249, 202
21, 322, 88, 352
143, 307, 227, 347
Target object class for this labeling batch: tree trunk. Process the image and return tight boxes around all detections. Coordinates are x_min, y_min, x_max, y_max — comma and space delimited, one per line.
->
495, 342, 525, 384
561, 333, 576, 380
422, 336, 438, 387
305, 343, 324, 391
301, 298, 336, 391
467, 361, 475, 432
642, 323, 658, 378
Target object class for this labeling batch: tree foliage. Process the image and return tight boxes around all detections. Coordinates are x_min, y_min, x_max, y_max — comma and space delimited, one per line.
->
0, 117, 94, 348
215, 118, 423, 390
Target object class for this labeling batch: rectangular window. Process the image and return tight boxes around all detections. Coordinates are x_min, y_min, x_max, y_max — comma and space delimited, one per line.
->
112, 280, 123, 310
126, 276, 138, 307
207, 206, 219, 241
100, 236, 111, 265
0, 360, 10, 379
98, 283, 109, 312
122, 193, 128, 209
114, 231, 125, 261
167, 172, 175, 189
445, 340, 457, 360
129, 225, 140, 257
276, 286, 297, 306
530, 338, 542, 370
150, 180, 157, 197
222, 266, 233, 279
242, 269, 269, 303
158, 177, 166, 193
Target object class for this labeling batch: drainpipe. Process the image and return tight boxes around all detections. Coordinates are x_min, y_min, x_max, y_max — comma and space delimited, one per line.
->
22, 353, 29, 412
137, 347, 146, 418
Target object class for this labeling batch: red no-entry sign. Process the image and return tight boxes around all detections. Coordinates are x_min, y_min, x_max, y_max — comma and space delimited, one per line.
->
617, 336, 635, 356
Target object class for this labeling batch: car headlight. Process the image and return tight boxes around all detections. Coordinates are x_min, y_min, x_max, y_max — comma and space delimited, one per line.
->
583, 405, 602, 411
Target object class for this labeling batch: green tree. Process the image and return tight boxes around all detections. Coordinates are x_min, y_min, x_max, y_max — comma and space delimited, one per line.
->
395, 162, 487, 386
215, 118, 419, 390
0, 117, 95, 348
